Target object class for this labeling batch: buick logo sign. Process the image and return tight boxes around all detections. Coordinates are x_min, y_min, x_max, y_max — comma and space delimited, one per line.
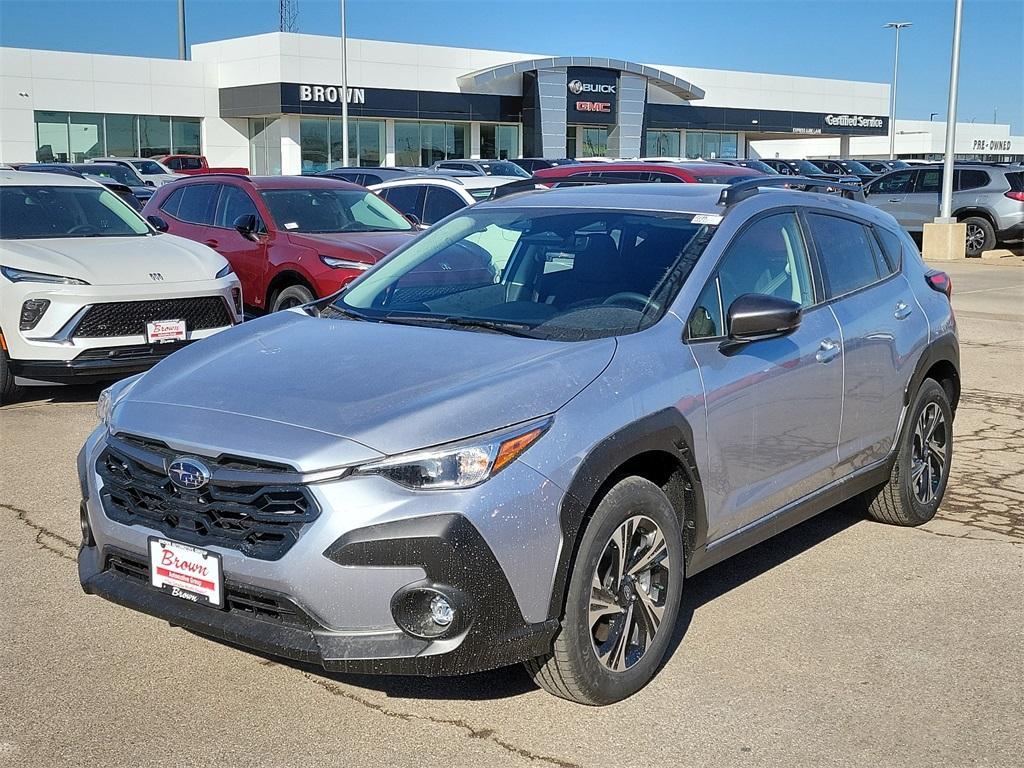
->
568, 79, 615, 95
168, 457, 212, 491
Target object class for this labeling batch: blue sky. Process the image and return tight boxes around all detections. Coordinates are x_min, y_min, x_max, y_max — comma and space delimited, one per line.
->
1, 0, 1021, 131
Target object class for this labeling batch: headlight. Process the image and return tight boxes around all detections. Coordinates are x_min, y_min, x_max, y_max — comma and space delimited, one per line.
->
320, 255, 372, 271
355, 418, 551, 490
96, 375, 142, 430
216, 263, 234, 278
1, 266, 89, 285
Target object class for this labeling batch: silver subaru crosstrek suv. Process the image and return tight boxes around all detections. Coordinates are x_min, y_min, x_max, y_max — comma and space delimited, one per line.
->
79, 178, 960, 705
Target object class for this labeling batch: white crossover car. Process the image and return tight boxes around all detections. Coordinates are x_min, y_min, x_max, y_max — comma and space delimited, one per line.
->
369, 175, 520, 227
87, 157, 183, 187
0, 171, 242, 402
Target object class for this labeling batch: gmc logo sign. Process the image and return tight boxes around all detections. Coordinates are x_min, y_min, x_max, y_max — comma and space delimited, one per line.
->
575, 101, 611, 113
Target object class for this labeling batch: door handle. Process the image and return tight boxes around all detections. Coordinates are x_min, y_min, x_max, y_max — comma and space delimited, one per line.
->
888, 198, 902, 203
816, 339, 840, 363
894, 301, 913, 320
204, 239, 219, 249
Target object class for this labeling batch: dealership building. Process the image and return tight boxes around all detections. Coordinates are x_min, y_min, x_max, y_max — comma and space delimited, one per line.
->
1, 32, 1020, 173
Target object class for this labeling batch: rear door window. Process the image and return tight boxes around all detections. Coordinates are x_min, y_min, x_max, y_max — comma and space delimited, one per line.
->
806, 213, 881, 297
175, 184, 218, 224
422, 187, 466, 225
381, 185, 424, 221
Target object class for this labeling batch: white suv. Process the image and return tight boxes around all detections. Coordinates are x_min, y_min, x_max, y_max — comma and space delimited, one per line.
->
0, 171, 242, 402
370, 175, 520, 227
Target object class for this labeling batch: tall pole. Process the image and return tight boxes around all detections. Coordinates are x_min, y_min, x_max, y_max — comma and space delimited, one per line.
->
340, 0, 350, 167
884, 22, 912, 160
177, 0, 186, 60
940, 0, 964, 220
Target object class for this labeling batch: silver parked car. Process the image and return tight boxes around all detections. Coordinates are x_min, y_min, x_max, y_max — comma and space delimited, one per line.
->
78, 179, 960, 705
865, 162, 1024, 256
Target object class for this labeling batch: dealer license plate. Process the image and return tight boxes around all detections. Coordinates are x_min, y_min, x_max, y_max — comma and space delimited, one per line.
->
149, 537, 223, 607
145, 319, 186, 344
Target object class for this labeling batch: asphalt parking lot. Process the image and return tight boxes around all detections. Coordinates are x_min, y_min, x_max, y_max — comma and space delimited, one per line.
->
1, 257, 1021, 768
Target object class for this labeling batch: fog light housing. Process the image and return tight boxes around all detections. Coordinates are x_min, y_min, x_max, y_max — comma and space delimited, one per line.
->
391, 584, 469, 639
79, 501, 95, 548
20, 298, 50, 330
231, 287, 243, 317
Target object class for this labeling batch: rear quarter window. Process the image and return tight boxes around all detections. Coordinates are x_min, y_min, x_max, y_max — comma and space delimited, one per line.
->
956, 169, 990, 191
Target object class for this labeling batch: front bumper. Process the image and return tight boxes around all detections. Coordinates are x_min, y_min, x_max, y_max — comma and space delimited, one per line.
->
77, 429, 565, 675
10, 341, 194, 384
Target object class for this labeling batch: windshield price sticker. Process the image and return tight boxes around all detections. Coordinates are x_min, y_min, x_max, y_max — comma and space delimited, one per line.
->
692, 214, 723, 225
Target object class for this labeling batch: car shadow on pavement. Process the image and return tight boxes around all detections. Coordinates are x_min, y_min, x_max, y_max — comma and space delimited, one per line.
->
4, 383, 105, 407
237, 498, 868, 703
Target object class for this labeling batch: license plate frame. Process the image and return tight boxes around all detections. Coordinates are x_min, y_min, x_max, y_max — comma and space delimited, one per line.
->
148, 537, 223, 608
145, 319, 187, 344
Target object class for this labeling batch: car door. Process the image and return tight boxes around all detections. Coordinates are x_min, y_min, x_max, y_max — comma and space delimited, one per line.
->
211, 183, 267, 306
803, 211, 928, 471
867, 170, 915, 228
686, 210, 844, 540
900, 168, 942, 231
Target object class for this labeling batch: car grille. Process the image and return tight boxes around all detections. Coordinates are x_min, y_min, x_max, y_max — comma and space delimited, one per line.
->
96, 438, 320, 561
105, 550, 316, 627
73, 296, 233, 338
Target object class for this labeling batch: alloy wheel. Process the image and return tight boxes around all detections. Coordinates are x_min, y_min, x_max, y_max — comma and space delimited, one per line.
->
965, 223, 986, 252
911, 402, 948, 505
589, 515, 671, 672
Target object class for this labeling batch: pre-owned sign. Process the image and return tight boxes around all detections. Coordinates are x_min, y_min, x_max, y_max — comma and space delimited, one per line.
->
567, 67, 618, 125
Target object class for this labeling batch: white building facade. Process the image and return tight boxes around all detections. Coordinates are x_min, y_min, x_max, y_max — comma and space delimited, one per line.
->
2, 32, 962, 175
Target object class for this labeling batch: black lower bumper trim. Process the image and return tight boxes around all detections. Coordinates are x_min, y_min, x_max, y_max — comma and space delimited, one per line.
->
11, 342, 195, 384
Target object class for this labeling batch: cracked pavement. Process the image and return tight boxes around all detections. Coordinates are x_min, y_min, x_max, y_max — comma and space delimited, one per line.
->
1, 260, 1021, 768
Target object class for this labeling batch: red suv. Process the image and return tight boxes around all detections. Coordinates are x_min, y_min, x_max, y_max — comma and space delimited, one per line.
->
142, 175, 416, 312
533, 161, 763, 184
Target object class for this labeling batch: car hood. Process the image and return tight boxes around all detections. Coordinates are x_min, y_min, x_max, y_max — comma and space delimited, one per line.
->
0, 233, 227, 285
116, 309, 616, 467
286, 230, 416, 263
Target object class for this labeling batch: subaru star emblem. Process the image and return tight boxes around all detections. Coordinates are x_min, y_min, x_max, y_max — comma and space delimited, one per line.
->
167, 457, 212, 490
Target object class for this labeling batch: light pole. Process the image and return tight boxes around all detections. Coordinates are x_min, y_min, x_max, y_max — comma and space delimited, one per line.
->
939, 0, 964, 221
884, 21, 912, 160
339, 0, 350, 167
177, 0, 186, 60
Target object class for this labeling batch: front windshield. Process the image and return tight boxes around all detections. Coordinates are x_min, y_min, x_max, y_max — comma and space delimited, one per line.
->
478, 161, 531, 178
793, 160, 827, 175
334, 207, 715, 341
132, 160, 170, 175
0, 185, 150, 239
260, 188, 413, 233
74, 164, 136, 186
840, 160, 874, 175
888, 160, 911, 169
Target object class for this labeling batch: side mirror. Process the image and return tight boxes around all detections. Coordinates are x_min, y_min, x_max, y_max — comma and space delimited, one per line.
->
233, 213, 260, 241
146, 215, 169, 232
145, 180, 156, 187
727, 293, 802, 342
404, 213, 424, 229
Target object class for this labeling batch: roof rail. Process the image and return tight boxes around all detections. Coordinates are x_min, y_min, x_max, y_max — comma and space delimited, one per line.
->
719, 176, 865, 206
186, 172, 251, 181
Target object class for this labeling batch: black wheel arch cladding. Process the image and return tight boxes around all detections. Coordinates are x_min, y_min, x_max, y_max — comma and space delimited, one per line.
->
548, 408, 706, 621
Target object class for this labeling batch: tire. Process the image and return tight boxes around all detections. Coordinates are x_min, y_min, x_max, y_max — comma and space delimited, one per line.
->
864, 378, 953, 526
0, 344, 23, 405
961, 216, 995, 257
524, 476, 684, 705
270, 284, 315, 312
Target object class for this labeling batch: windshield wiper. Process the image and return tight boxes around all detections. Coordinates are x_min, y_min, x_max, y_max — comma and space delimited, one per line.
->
319, 304, 368, 321
379, 313, 537, 338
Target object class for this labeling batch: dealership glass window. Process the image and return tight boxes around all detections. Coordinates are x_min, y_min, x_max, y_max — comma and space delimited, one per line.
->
684, 131, 739, 159
480, 124, 520, 160
300, 118, 330, 172
172, 117, 201, 156
301, 117, 383, 171
393, 121, 468, 166
104, 114, 136, 158
69, 113, 105, 161
645, 130, 680, 157
580, 127, 607, 158
35, 111, 70, 162
248, 118, 282, 176
138, 115, 171, 158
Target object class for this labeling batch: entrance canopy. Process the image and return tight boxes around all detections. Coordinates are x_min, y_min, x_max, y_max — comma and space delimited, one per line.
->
457, 56, 705, 102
